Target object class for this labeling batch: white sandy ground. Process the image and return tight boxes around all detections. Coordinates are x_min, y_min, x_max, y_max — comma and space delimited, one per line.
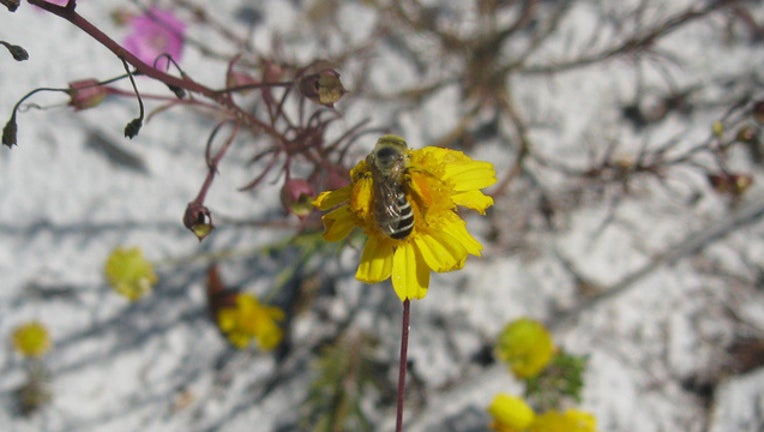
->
1, 0, 764, 431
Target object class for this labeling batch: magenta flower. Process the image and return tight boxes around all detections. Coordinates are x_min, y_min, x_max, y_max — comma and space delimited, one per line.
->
123, 8, 185, 70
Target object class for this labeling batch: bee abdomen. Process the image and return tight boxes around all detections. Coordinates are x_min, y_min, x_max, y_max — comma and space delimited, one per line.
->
388, 193, 414, 239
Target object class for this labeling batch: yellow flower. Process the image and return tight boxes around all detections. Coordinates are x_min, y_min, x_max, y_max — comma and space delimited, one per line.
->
217, 293, 285, 350
487, 393, 536, 432
495, 318, 555, 379
12, 321, 51, 358
314, 135, 496, 301
528, 409, 597, 432
104, 246, 158, 301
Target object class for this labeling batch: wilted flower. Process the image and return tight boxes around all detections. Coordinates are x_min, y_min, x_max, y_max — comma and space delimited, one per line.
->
528, 409, 597, 432
495, 318, 555, 379
183, 201, 214, 241
299, 68, 346, 107
68, 79, 107, 111
12, 321, 51, 358
104, 246, 158, 301
488, 393, 535, 432
123, 8, 185, 70
216, 293, 285, 350
707, 172, 753, 197
314, 135, 495, 301
281, 178, 315, 218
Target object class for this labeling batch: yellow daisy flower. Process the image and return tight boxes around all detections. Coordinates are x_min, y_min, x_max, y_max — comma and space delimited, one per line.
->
12, 321, 51, 358
104, 246, 158, 301
314, 135, 496, 301
487, 393, 536, 432
528, 409, 597, 432
217, 293, 285, 350
495, 318, 555, 379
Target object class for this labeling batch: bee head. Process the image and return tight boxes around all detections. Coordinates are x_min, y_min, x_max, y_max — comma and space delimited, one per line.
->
372, 135, 408, 171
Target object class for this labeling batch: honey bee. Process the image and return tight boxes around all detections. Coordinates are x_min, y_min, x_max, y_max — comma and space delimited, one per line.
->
366, 135, 414, 239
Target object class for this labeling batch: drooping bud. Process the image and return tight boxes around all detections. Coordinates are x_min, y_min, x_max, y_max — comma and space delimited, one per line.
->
123, 118, 142, 139
298, 68, 346, 107
280, 178, 315, 219
68, 79, 108, 111
183, 201, 215, 241
1, 0, 20, 13
2, 113, 18, 147
0, 41, 28, 60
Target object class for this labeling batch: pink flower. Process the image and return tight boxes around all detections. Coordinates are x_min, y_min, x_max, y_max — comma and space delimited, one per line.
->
123, 8, 185, 70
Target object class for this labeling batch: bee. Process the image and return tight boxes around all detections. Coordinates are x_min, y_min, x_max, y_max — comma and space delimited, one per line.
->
366, 135, 415, 240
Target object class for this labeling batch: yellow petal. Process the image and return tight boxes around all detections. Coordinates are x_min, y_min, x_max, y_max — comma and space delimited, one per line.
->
441, 212, 483, 256
451, 190, 494, 214
413, 231, 467, 272
356, 235, 394, 282
313, 186, 351, 210
487, 393, 536, 431
391, 242, 430, 301
350, 175, 374, 223
443, 159, 497, 191
321, 205, 356, 242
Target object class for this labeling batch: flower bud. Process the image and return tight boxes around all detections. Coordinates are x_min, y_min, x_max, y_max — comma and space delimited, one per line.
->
123, 118, 142, 139
495, 318, 555, 379
1, 0, 20, 13
183, 202, 215, 241
281, 178, 315, 219
1, 41, 28, 60
12, 321, 51, 358
68, 79, 107, 111
2, 113, 17, 147
298, 68, 346, 107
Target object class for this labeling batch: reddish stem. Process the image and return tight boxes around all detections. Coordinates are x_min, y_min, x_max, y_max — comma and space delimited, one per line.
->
395, 299, 411, 432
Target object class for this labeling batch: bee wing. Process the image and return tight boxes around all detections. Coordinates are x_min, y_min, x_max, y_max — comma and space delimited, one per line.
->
373, 176, 404, 219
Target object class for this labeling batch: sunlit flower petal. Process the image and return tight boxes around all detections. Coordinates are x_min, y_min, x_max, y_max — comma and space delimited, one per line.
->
123, 8, 186, 70
392, 242, 429, 300
528, 409, 597, 432
487, 393, 536, 432
413, 231, 467, 272
452, 190, 494, 214
314, 186, 351, 211
356, 235, 394, 282
322, 205, 356, 242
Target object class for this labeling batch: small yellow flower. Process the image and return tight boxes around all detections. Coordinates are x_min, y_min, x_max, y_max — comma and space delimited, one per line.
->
495, 318, 555, 379
104, 247, 158, 301
217, 293, 285, 350
528, 409, 597, 432
314, 135, 496, 301
487, 393, 536, 432
12, 321, 51, 358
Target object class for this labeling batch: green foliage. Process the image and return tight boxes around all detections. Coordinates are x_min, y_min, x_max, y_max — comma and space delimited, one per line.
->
524, 351, 589, 411
300, 333, 383, 432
